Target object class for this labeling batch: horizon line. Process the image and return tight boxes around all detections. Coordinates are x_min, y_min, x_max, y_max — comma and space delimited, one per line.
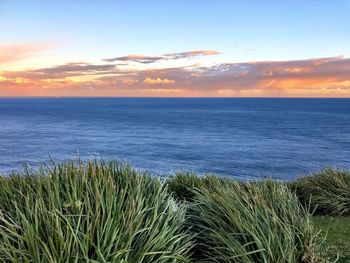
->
0, 96, 349, 99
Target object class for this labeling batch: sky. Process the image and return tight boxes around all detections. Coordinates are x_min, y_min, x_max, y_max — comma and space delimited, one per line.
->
0, 0, 350, 97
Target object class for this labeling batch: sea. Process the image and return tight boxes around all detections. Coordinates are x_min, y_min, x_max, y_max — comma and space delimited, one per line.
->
0, 98, 349, 180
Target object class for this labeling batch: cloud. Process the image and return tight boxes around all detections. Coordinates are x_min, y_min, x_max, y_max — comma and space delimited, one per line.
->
1, 55, 350, 97
97, 56, 350, 96
3, 62, 118, 80
0, 43, 50, 64
164, 50, 221, 59
103, 55, 164, 64
35, 63, 117, 78
103, 50, 221, 64
143, 77, 176, 85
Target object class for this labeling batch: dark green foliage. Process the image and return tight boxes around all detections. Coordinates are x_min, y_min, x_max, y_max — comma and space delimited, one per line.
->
167, 174, 325, 262
185, 180, 324, 263
166, 172, 231, 202
293, 168, 350, 216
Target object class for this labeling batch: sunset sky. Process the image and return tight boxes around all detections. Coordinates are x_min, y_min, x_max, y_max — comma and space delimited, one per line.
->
1, 0, 349, 97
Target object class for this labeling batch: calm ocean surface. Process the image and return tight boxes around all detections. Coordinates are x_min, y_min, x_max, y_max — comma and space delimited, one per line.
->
0, 98, 349, 180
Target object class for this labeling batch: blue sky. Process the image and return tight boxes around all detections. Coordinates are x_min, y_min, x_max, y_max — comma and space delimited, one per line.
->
1, 0, 349, 61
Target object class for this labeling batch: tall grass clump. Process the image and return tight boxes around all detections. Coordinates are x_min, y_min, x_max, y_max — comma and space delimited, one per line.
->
0, 161, 193, 263
186, 180, 324, 263
293, 168, 350, 216
167, 172, 231, 202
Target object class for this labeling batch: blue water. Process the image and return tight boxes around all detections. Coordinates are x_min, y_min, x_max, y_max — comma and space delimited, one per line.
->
0, 98, 349, 180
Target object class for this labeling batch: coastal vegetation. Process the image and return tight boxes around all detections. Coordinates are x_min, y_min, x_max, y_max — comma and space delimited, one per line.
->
292, 168, 350, 216
0, 160, 348, 262
0, 162, 193, 262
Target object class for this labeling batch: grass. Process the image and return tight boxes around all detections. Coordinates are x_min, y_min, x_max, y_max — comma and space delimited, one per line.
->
312, 216, 350, 263
0, 161, 193, 262
166, 173, 230, 202
292, 168, 350, 216
188, 181, 323, 263
0, 161, 349, 262
168, 174, 326, 263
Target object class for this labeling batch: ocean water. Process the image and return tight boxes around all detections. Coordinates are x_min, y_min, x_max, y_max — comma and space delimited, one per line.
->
0, 98, 349, 180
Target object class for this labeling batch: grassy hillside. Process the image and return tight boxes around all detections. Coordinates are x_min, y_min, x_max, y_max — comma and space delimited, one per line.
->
0, 160, 348, 262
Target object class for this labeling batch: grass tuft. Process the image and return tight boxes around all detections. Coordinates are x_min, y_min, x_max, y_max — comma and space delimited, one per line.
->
0, 160, 193, 263
166, 172, 231, 202
168, 174, 325, 263
292, 168, 350, 216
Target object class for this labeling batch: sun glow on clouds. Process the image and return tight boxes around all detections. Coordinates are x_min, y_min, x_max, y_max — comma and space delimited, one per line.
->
143, 77, 176, 85
0, 46, 350, 97
0, 43, 49, 64
0, 43, 58, 72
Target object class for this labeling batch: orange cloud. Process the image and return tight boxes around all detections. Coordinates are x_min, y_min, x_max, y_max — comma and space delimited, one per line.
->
122, 79, 138, 85
1, 55, 350, 97
0, 43, 50, 64
143, 77, 176, 85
